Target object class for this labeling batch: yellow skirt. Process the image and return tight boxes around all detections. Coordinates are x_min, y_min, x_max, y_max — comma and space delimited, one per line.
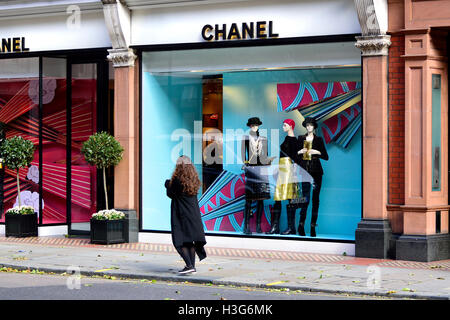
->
274, 157, 300, 201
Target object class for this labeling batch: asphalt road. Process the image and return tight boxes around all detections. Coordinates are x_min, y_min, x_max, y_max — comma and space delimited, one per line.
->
0, 271, 393, 301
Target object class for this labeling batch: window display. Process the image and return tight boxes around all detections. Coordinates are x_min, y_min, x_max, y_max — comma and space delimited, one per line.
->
142, 45, 362, 241
241, 117, 271, 234
0, 58, 98, 226
0, 58, 40, 223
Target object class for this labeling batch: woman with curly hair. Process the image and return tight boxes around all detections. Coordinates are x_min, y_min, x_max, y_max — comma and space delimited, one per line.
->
165, 155, 207, 274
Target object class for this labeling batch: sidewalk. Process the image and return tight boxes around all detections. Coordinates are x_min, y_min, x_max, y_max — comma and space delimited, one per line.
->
0, 236, 449, 300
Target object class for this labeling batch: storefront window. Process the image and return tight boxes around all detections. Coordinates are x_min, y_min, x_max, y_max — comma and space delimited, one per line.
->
70, 63, 98, 231
142, 43, 362, 240
0, 58, 40, 223
0, 58, 99, 227
41, 57, 67, 224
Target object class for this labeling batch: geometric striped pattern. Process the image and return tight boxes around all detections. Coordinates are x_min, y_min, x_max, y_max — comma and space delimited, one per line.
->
1, 236, 450, 269
277, 81, 362, 149
376, 260, 450, 271
199, 171, 246, 232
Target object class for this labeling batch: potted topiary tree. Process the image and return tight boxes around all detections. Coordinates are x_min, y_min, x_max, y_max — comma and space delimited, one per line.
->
0, 136, 38, 237
81, 132, 125, 244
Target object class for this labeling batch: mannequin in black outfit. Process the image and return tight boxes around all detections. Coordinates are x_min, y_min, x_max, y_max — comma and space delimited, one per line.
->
266, 119, 301, 235
241, 117, 271, 234
296, 117, 328, 237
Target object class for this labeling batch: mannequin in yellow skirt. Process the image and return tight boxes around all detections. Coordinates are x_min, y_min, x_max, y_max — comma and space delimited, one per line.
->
266, 119, 301, 234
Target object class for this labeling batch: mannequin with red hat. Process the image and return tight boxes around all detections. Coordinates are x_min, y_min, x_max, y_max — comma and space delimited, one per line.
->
295, 117, 328, 237
241, 117, 272, 234
266, 119, 301, 235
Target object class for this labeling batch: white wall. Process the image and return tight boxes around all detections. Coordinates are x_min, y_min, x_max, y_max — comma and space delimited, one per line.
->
132, 0, 361, 45
143, 42, 361, 74
0, 10, 111, 52
139, 232, 355, 255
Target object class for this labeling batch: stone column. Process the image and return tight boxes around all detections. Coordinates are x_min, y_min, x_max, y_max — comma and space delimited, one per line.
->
396, 29, 450, 261
354, 34, 393, 258
103, 0, 139, 242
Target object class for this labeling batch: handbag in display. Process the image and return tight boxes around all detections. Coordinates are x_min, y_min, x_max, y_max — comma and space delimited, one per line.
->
244, 165, 271, 200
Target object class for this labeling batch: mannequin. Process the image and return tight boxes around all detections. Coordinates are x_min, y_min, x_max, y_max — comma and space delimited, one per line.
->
267, 119, 301, 235
241, 117, 271, 234
297, 117, 328, 237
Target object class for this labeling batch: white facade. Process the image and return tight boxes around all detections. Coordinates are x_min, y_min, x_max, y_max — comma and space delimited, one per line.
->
131, 0, 361, 45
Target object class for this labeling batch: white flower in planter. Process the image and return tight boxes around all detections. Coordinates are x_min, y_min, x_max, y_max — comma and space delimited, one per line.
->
27, 165, 39, 184
91, 209, 125, 220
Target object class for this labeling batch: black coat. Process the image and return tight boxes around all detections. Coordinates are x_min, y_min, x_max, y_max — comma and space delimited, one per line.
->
165, 178, 207, 261
280, 135, 302, 165
297, 134, 329, 176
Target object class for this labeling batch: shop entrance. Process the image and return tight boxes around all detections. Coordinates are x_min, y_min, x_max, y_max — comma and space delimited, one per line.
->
41, 55, 113, 235
202, 75, 223, 192
0, 52, 113, 233
67, 58, 113, 235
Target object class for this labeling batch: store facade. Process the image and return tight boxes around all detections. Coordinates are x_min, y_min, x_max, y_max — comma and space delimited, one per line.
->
134, 0, 363, 254
0, 0, 448, 261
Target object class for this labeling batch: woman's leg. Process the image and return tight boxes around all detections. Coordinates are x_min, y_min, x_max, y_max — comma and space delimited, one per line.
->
311, 175, 322, 225
298, 182, 311, 236
310, 174, 323, 237
175, 245, 193, 269
266, 201, 281, 234
188, 244, 196, 268
243, 199, 252, 234
256, 200, 264, 233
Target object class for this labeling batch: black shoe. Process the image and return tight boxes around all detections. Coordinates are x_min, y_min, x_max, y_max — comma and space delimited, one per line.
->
266, 226, 279, 234
256, 225, 262, 233
243, 227, 252, 235
178, 266, 196, 274
298, 222, 306, 236
281, 228, 296, 235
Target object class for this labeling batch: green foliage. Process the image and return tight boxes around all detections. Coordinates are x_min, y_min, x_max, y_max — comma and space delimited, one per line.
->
81, 132, 124, 169
0, 136, 35, 171
6, 205, 34, 215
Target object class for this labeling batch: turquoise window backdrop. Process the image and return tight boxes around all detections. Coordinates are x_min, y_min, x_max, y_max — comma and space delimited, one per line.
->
142, 74, 203, 231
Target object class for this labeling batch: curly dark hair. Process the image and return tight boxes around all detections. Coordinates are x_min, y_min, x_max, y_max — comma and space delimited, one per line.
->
170, 156, 201, 196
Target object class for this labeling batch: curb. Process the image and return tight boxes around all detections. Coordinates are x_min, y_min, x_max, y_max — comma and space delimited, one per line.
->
1, 263, 448, 300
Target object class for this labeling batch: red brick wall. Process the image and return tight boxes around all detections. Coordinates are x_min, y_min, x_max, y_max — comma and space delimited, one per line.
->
388, 34, 405, 205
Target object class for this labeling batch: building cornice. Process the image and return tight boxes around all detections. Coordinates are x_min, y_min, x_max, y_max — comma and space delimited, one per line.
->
103, 0, 136, 67
123, 0, 249, 10
355, 34, 391, 56
107, 48, 137, 67
0, 1, 103, 20
353, 0, 391, 56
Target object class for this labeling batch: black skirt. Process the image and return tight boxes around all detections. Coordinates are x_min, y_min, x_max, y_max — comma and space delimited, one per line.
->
244, 165, 271, 200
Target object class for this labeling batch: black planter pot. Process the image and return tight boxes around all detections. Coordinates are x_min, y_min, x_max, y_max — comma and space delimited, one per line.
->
5, 213, 38, 237
90, 219, 126, 245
